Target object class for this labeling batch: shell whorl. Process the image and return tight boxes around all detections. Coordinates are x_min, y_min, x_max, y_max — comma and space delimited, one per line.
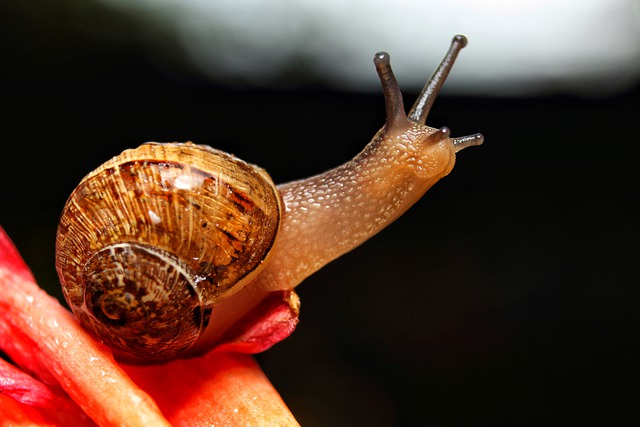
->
81, 243, 211, 359
55, 142, 281, 361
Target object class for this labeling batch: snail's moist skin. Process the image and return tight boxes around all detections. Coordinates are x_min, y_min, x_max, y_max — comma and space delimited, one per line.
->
191, 123, 457, 353
265, 123, 455, 291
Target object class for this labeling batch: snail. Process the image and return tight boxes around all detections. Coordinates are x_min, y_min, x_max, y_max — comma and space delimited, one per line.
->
55, 35, 483, 363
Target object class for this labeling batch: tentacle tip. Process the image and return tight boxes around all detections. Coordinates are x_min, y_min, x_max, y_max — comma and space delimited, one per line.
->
453, 34, 468, 48
471, 133, 484, 146
374, 52, 390, 67
425, 127, 452, 144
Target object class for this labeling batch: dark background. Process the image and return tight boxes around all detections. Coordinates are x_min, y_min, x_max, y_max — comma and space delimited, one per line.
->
2, 3, 639, 426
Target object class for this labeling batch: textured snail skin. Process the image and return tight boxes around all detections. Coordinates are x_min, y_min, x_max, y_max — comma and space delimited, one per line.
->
56, 35, 483, 362
190, 35, 483, 355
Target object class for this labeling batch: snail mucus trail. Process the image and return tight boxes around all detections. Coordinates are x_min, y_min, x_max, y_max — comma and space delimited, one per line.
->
55, 35, 483, 363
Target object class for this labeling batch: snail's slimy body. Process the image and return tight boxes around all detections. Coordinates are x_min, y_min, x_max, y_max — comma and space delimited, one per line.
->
56, 35, 483, 362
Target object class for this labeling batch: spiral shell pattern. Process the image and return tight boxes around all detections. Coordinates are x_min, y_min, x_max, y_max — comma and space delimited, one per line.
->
55, 142, 281, 360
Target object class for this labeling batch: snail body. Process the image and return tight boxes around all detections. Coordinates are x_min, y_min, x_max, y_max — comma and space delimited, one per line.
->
56, 35, 483, 362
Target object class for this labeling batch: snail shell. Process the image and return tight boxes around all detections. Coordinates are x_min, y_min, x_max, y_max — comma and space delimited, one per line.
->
55, 142, 281, 360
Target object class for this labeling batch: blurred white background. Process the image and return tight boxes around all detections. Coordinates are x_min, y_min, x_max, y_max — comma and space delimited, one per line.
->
95, 0, 640, 95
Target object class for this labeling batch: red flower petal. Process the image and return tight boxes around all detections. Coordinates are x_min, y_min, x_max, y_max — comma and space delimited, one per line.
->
1, 226, 301, 426
0, 357, 95, 426
0, 393, 73, 427
124, 352, 299, 426
0, 227, 172, 426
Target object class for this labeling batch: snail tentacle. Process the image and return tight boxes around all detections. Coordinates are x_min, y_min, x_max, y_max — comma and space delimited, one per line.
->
374, 51, 409, 130
452, 133, 485, 152
408, 34, 468, 124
